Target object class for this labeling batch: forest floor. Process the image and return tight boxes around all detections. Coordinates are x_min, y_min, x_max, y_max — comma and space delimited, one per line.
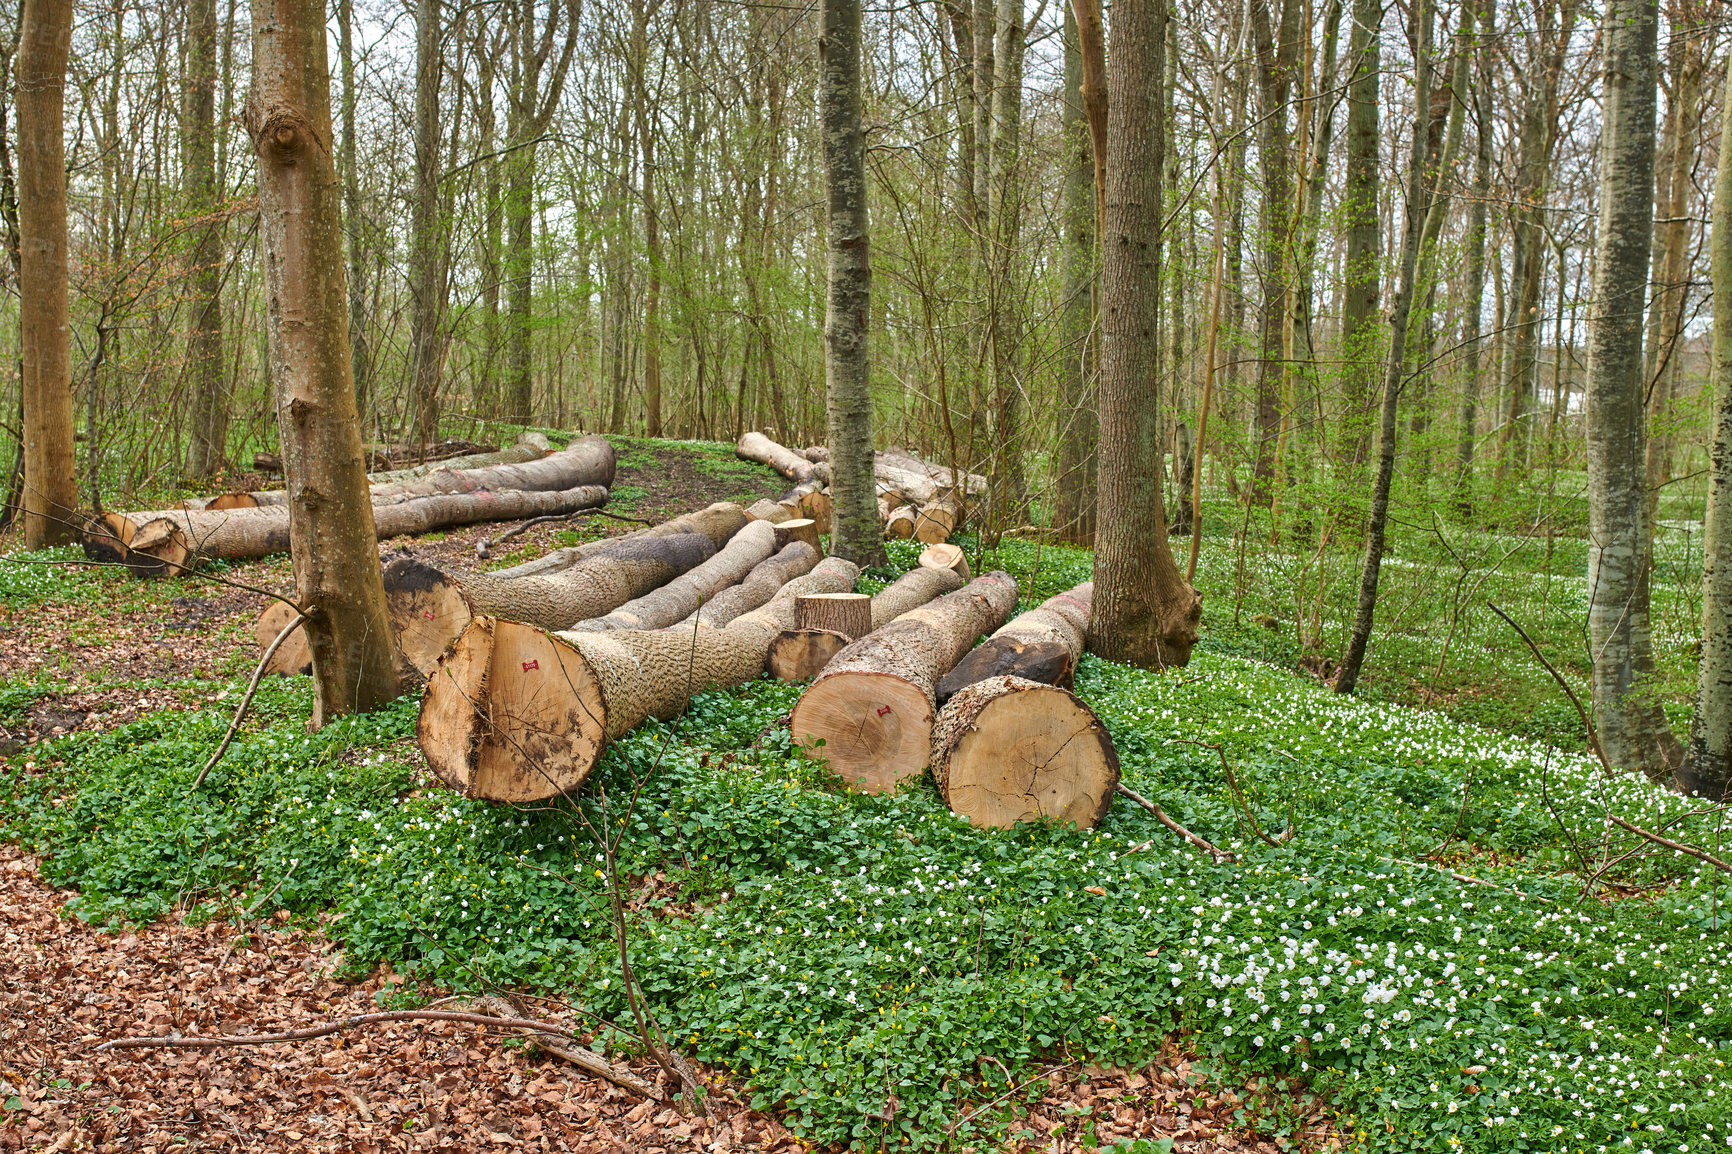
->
0, 437, 1318, 1153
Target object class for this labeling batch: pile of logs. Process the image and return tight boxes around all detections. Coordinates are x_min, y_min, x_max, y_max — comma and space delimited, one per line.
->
221, 427, 1136, 837
734, 431, 984, 546
85, 433, 614, 575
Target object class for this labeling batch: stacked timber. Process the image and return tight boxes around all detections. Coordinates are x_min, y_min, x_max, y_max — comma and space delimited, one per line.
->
766, 565, 966, 682
788, 571, 1018, 793
928, 583, 1119, 831
86, 434, 616, 571
219, 432, 554, 508
418, 556, 861, 802
674, 541, 823, 627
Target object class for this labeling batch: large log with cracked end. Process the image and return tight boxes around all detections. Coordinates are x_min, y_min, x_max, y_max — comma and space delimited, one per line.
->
936, 582, 1093, 701
766, 567, 965, 683
918, 543, 970, 581
418, 557, 861, 801
788, 571, 1018, 793
737, 431, 817, 484
765, 593, 870, 683
930, 675, 1119, 830
674, 541, 821, 627
884, 505, 916, 539
568, 520, 779, 632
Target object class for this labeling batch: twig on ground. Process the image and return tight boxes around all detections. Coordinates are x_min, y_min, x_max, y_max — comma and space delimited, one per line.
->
1381, 856, 1551, 903
454, 994, 664, 1101
217, 860, 301, 967
1606, 813, 1732, 875
1174, 738, 1295, 847
191, 608, 309, 790
945, 1061, 1079, 1137
1114, 782, 1235, 861
476, 508, 657, 558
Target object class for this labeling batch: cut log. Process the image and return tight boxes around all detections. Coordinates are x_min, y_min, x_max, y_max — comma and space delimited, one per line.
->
736, 431, 817, 484
801, 445, 831, 464
485, 502, 746, 580
937, 582, 1092, 701
795, 592, 872, 636
123, 517, 195, 577
799, 488, 832, 533
884, 505, 916, 540
254, 599, 312, 675
788, 571, 1018, 793
878, 448, 987, 495
913, 491, 965, 545
766, 568, 963, 683
205, 492, 259, 511
419, 557, 861, 801
569, 519, 779, 632
867, 565, 966, 630
918, 543, 970, 581
930, 676, 1119, 830
675, 540, 821, 627
225, 433, 556, 508
778, 518, 821, 553
86, 480, 611, 570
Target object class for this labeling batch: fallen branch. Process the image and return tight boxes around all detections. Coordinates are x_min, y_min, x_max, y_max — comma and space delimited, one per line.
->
192, 608, 309, 790
1114, 782, 1234, 861
97, 1007, 660, 1100
1606, 812, 1732, 875
1380, 856, 1551, 903
454, 995, 664, 1101
1175, 738, 1295, 848
476, 508, 657, 560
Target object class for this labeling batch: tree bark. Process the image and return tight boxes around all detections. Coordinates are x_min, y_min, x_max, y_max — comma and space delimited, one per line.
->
182, 0, 227, 477
570, 520, 780, 632
938, 582, 1092, 700
1584, 0, 1678, 778
1339, 0, 1380, 467
407, 0, 447, 446
337, 0, 371, 422
16, 0, 77, 547
791, 571, 1018, 792
1054, 0, 1097, 545
674, 539, 820, 627
1084, 0, 1200, 669
1678, 43, 1732, 802
818, 0, 884, 567
246, 0, 405, 723
1453, 0, 1496, 505
986, 0, 1026, 532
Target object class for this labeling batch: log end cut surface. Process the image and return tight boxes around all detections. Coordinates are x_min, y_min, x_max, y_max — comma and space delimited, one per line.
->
253, 600, 312, 676
936, 637, 1075, 701
790, 671, 932, 793
418, 617, 608, 803
932, 678, 1118, 830
383, 557, 476, 676
768, 629, 852, 682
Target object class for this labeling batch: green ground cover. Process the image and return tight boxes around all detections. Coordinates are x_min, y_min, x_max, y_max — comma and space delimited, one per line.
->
3, 524, 1729, 1152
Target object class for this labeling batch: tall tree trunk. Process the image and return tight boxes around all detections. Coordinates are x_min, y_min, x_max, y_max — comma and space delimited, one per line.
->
1679, 26, 1732, 802
246, 0, 404, 722
1334, 0, 1435, 695
1054, 0, 1097, 544
818, 0, 883, 567
1454, 0, 1495, 504
16, 0, 76, 547
337, 0, 370, 424
1584, 0, 1677, 777
971, 0, 994, 241
183, 0, 227, 477
1085, 0, 1200, 669
987, 0, 1025, 533
1643, 25, 1703, 515
1247, 0, 1300, 503
633, 0, 664, 438
945, 2, 976, 223
1339, 0, 1380, 467
407, 0, 445, 447
475, 38, 502, 417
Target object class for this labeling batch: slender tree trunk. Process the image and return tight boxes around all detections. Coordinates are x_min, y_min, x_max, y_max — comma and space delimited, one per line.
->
1679, 26, 1732, 801
1454, 0, 1495, 505
1340, 0, 1380, 467
1584, 0, 1677, 777
633, 0, 664, 438
1085, 0, 1199, 669
183, 0, 227, 477
16, 0, 76, 547
1334, 0, 1435, 695
945, 2, 976, 223
476, 42, 502, 417
1247, 0, 1299, 503
1054, 1, 1097, 544
246, 0, 404, 722
337, 0, 370, 424
407, 0, 445, 446
818, 0, 882, 567
987, 0, 1025, 533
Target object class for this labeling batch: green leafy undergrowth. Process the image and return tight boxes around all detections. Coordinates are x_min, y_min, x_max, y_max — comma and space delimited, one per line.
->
6, 632, 1732, 1151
